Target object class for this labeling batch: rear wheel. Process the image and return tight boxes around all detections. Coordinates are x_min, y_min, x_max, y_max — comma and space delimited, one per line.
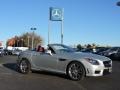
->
67, 62, 85, 81
19, 60, 31, 74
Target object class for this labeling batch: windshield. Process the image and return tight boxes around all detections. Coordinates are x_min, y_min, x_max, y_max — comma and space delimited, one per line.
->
51, 44, 75, 53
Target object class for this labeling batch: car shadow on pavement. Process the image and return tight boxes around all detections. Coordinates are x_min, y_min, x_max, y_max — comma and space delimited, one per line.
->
32, 70, 69, 80
2, 63, 69, 80
3, 63, 19, 73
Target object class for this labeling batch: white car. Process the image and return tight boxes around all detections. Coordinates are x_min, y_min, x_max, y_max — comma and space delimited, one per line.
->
17, 44, 112, 81
0, 49, 4, 56
12, 49, 22, 56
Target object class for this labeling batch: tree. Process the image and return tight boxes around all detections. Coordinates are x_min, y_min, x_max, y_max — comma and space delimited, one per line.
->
86, 44, 92, 49
77, 44, 82, 51
6, 32, 43, 49
92, 43, 96, 49
21, 32, 43, 49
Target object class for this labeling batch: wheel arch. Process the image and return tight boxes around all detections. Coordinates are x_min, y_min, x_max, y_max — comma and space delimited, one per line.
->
21, 57, 31, 67
66, 60, 86, 76
21, 57, 29, 61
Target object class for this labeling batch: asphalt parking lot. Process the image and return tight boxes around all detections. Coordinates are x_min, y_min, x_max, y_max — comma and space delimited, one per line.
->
0, 55, 120, 90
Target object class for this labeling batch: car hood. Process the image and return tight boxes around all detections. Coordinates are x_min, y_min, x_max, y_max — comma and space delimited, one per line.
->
60, 52, 110, 61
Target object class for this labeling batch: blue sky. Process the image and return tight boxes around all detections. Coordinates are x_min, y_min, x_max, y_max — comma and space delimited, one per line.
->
0, 0, 120, 46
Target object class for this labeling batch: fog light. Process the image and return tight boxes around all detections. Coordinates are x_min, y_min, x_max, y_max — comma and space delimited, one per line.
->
95, 71, 101, 74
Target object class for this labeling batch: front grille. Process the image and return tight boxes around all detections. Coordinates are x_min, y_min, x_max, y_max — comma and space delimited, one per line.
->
103, 69, 111, 75
103, 61, 112, 67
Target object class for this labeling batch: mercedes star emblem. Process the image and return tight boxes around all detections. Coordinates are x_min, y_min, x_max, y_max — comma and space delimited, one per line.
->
52, 9, 61, 18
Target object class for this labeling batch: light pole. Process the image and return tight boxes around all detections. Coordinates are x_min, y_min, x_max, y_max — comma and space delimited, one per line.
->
27, 35, 30, 48
31, 28, 36, 50
21, 38, 23, 47
17, 40, 19, 47
0, 41, 3, 46
13, 40, 15, 47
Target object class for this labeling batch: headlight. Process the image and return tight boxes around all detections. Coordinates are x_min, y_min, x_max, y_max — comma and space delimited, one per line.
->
85, 58, 100, 65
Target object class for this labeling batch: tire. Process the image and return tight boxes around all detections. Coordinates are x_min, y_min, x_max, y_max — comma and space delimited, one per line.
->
19, 60, 31, 74
67, 62, 85, 81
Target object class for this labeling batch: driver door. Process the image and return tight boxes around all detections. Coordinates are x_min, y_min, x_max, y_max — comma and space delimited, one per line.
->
32, 52, 58, 71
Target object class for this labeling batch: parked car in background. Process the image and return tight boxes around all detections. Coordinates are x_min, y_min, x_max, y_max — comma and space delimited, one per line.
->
3, 49, 9, 55
109, 49, 120, 60
12, 49, 22, 56
17, 44, 112, 81
100, 47, 120, 59
7, 50, 13, 55
95, 47, 110, 55
7, 46, 28, 55
0, 49, 4, 56
81, 48, 97, 53
2, 48, 13, 55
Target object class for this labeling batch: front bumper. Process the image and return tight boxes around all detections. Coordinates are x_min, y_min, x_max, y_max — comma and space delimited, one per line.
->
84, 60, 112, 76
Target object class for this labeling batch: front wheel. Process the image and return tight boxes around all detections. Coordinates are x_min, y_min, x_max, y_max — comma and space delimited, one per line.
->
19, 60, 31, 74
67, 62, 85, 81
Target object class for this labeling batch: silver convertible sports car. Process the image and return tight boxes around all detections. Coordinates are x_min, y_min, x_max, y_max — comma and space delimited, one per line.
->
17, 44, 112, 81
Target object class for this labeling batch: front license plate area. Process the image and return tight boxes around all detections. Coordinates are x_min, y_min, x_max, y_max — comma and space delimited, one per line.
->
103, 68, 112, 75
